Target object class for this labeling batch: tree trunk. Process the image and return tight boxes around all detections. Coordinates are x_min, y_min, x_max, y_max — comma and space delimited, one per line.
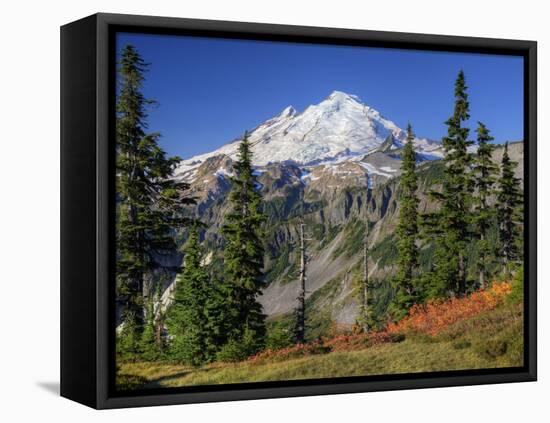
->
362, 219, 369, 331
296, 218, 306, 343
129, 197, 145, 327
503, 238, 511, 281
360, 183, 371, 332
479, 232, 485, 289
154, 313, 163, 351
503, 259, 511, 281
479, 267, 485, 290
458, 252, 466, 296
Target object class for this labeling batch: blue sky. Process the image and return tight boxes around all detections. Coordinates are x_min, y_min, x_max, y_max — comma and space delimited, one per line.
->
117, 32, 524, 159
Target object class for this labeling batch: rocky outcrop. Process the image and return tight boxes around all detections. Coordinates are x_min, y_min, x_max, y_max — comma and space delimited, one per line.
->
158, 142, 524, 326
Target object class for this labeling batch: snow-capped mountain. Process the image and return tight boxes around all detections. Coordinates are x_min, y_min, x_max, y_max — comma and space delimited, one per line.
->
175, 90, 443, 181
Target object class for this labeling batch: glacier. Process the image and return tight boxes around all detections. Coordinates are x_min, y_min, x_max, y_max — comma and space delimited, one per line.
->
174, 90, 443, 181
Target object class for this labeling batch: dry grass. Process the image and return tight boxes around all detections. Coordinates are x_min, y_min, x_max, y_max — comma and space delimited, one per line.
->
117, 294, 523, 390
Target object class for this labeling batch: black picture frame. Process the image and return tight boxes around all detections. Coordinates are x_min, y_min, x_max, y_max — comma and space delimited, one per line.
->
60, 12, 537, 409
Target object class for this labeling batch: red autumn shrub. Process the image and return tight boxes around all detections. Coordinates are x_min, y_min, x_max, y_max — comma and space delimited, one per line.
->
386, 281, 512, 337
247, 282, 512, 363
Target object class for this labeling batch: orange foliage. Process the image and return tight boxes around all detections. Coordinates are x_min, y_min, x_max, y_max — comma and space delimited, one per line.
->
386, 281, 512, 336
247, 282, 512, 363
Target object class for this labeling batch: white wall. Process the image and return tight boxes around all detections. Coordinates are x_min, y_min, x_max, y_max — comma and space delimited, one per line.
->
1, 0, 546, 420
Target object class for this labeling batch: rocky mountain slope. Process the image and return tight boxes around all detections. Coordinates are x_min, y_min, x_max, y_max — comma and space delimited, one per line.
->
164, 91, 524, 335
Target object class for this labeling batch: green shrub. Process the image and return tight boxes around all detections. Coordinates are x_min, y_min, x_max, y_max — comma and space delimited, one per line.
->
507, 265, 524, 304
216, 329, 262, 362
215, 340, 247, 362
116, 312, 142, 362
266, 326, 295, 350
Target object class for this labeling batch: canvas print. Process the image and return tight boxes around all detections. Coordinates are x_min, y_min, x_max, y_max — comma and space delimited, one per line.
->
114, 32, 525, 391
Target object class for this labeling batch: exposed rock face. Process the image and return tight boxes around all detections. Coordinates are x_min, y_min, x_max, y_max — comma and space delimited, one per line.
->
166, 142, 523, 327
118, 90, 525, 332
160, 89, 524, 328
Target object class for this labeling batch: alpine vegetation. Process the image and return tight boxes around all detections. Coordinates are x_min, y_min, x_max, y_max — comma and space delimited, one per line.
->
114, 42, 525, 390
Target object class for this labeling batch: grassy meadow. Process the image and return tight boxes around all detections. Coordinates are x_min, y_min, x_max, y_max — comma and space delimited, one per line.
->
117, 281, 523, 390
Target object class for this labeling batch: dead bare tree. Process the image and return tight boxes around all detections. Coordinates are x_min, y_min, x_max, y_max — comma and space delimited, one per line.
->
295, 217, 307, 343
358, 174, 372, 332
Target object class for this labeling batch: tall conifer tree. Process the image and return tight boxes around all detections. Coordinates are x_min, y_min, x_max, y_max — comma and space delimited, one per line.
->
166, 226, 213, 366
115, 44, 194, 356
496, 143, 523, 279
221, 132, 267, 351
391, 124, 419, 318
428, 70, 474, 297
473, 122, 498, 288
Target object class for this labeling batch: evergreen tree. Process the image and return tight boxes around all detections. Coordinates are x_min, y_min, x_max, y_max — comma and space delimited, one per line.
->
140, 284, 167, 361
116, 311, 141, 361
427, 70, 474, 297
115, 44, 195, 357
473, 122, 498, 288
166, 226, 213, 366
391, 124, 420, 319
496, 142, 523, 279
220, 132, 267, 354
140, 295, 160, 361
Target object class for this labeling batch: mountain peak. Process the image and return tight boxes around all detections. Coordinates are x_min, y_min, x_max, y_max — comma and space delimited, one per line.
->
176, 91, 442, 175
278, 105, 297, 118
325, 90, 361, 104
